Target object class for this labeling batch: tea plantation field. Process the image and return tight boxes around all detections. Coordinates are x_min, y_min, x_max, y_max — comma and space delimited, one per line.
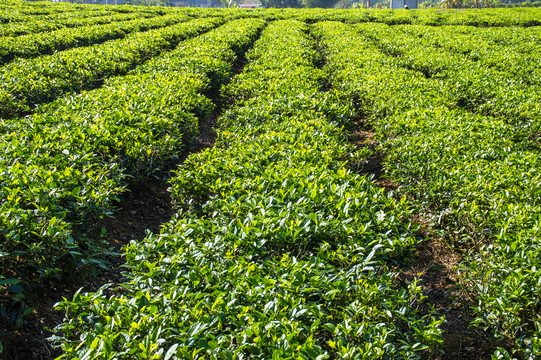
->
1, 2, 541, 359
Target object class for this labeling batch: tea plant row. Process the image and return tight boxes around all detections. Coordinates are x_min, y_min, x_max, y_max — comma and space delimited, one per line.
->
400, 24, 541, 80
54, 19, 443, 359
0, 13, 198, 65
0, 16, 231, 337
0, 0, 163, 20
357, 22, 541, 131
314, 20, 541, 358
0, 17, 223, 119
0, 6, 115, 23
231, 7, 541, 27
0, 9, 155, 37
0, 2, 131, 20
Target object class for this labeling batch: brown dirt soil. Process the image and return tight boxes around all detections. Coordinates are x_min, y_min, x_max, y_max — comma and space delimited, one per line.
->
348, 117, 510, 359
0, 177, 175, 360
347, 118, 397, 192
398, 238, 509, 359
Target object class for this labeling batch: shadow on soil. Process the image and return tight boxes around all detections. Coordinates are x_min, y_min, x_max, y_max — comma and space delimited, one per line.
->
1, 177, 175, 360
347, 117, 509, 360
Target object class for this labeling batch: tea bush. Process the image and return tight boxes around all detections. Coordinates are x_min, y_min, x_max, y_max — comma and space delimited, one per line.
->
314, 20, 541, 358
54, 20, 443, 359
0, 17, 261, 338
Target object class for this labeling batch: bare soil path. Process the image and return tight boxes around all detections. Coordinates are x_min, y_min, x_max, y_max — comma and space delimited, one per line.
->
1, 176, 175, 360
348, 117, 507, 359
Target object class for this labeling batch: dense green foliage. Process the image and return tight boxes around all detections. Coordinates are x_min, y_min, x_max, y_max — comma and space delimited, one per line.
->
0, 15, 222, 339
0, 9, 156, 37
55, 19, 442, 359
251, 7, 541, 26
0, 17, 221, 119
313, 19, 541, 358
1, 3, 541, 359
0, 13, 193, 65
